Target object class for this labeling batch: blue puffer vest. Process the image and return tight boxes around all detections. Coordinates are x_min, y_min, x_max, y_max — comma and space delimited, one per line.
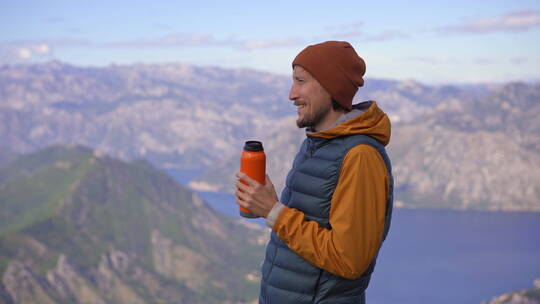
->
259, 133, 393, 304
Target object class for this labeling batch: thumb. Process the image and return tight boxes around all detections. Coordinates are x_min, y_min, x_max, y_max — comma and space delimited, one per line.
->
265, 174, 273, 185
265, 174, 279, 201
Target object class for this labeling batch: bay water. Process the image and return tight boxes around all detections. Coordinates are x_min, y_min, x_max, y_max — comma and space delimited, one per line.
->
167, 169, 540, 303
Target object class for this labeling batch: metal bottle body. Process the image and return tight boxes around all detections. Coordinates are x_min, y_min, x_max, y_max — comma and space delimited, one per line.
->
239, 141, 266, 218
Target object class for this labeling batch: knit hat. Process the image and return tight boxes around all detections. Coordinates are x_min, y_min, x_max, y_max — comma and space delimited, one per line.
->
292, 41, 365, 110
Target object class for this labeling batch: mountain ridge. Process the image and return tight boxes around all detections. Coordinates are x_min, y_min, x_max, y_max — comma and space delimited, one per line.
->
2, 61, 539, 211
0, 144, 266, 303
0, 61, 492, 169
191, 82, 540, 211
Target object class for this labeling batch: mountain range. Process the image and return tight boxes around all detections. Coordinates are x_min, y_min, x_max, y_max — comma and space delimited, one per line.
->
191, 82, 540, 211
0, 145, 266, 303
1, 61, 539, 211
0, 61, 485, 169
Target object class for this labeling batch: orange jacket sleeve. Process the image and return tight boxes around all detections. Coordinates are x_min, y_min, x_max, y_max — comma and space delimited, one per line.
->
272, 144, 389, 279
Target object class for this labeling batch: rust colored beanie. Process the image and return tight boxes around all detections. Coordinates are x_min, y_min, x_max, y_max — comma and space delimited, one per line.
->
292, 41, 365, 110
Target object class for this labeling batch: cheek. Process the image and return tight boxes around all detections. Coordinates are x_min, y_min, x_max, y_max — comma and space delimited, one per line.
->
316, 86, 331, 102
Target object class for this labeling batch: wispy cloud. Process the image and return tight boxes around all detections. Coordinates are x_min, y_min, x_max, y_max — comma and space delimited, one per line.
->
0, 43, 53, 64
322, 22, 364, 39
509, 57, 528, 65
324, 22, 364, 32
0, 24, 408, 63
405, 56, 441, 64
319, 22, 408, 42
106, 33, 228, 48
474, 58, 495, 65
440, 9, 540, 34
474, 56, 529, 65
44, 16, 66, 24
240, 38, 305, 50
105, 33, 305, 50
362, 30, 409, 41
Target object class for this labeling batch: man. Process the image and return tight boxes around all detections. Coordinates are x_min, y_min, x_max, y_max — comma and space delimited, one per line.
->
235, 41, 393, 303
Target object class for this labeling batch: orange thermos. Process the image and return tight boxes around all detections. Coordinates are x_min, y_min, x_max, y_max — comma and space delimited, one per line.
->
239, 141, 266, 218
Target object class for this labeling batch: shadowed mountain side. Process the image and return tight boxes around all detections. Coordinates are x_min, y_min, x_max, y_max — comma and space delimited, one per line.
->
0, 145, 266, 304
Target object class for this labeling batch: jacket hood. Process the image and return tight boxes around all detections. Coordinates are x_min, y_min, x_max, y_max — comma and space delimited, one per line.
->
308, 100, 391, 146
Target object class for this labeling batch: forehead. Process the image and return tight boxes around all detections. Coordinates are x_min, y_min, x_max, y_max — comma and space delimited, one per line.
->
292, 65, 312, 78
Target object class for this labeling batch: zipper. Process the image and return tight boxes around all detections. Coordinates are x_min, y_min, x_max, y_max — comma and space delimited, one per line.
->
308, 138, 314, 157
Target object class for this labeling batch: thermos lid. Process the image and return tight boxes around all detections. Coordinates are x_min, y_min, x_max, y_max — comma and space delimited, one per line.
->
244, 141, 264, 152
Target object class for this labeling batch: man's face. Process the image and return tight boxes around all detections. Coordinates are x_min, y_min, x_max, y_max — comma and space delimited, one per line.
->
289, 65, 332, 129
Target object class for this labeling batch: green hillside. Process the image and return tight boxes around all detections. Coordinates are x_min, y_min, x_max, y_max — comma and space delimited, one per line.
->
0, 145, 266, 303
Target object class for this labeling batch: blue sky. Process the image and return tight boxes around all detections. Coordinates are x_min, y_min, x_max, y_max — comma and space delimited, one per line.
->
1, 0, 539, 83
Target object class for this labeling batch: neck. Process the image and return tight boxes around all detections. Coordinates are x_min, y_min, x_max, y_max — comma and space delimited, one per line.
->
314, 108, 345, 132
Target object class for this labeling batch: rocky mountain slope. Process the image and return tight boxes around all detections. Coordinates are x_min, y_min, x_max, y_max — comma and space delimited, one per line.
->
0, 145, 266, 303
390, 82, 540, 210
192, 82, 540, 211
0, 61, 291, 169
0, 61, 484, 170
2, 61, 537, 211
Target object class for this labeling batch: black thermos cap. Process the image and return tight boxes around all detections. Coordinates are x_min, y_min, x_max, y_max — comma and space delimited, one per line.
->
243, 141, 264, 152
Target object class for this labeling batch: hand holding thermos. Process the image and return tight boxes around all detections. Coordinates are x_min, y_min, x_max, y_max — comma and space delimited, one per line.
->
235, 140, 279, 218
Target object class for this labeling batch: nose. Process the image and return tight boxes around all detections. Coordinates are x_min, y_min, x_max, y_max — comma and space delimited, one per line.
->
289, 84, 298, 101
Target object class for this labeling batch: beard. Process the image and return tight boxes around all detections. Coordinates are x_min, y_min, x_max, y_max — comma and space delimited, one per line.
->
296, 102, 331, 129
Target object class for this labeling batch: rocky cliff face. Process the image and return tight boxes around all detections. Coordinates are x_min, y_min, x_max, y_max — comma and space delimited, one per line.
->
0, 61, 483, 170
389, 82, 540, 211
0, 145, 267, 303
2, 61, 537, 211
191, 82, 540, 211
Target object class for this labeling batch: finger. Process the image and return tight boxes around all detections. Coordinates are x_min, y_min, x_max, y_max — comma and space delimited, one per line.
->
235, 195, 249, 208
236, 180, 251, 192
237, 172, 257, 186
235, 189, 248, 201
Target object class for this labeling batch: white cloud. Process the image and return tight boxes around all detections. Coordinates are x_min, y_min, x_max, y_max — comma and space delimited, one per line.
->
441, 9, 540, 34
34, 44, 50, 55
18, 48, 32, 60
0, 43, 53, 64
